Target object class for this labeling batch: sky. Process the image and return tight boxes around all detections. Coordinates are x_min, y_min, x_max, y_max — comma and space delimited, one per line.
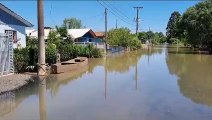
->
0, 0, 199, 34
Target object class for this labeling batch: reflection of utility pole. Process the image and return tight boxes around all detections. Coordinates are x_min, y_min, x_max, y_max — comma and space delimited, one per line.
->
148, 48, 150, 65
39, 77, 47, 120
105, 8, 108, 53
148, 27, 152, 46
135, 61, 138, 90
177, 39, 179, 53
104, 57, 108, 99
38, 0, 46, 75
134, 7, 143, 36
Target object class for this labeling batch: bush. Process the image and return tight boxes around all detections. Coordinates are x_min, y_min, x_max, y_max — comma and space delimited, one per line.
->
46, 43, 57, 65
14, 37, 103, 73
58, 44, 103, 61
14, 48, 29, 73
129, 35, 142, 50
107, 28, 141, 49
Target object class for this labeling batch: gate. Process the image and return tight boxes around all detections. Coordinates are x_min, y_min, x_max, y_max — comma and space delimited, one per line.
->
0, 33, 14, 76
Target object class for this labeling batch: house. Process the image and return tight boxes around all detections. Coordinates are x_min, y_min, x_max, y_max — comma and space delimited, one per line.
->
94, 32, 105, 39
26, 27, 55, 40
68, 29, 97, 42
0, 3, 33, 48
68, 29, 105, 49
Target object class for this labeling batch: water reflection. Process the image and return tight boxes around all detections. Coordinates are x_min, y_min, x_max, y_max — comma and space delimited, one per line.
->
0, 92, 15, 117
166, 47, 212, 106
39, 77, 47, 120
0, 48, 165, 120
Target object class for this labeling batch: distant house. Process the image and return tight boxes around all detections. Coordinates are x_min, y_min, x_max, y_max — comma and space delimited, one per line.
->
68, 29, 105, 49
94, 32, 105, 39
26, 27, 55, 40
0, 3, 33, 48
68, 29, 97, 42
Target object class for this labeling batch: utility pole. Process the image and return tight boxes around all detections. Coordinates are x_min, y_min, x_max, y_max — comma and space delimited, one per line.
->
37, 0, 46, 75
134, 7, 143, 36
116, 19, 118, 29
105, 8, 108, 53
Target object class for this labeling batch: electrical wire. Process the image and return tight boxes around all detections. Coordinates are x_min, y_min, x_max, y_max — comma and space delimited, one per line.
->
97, 0, 134, 27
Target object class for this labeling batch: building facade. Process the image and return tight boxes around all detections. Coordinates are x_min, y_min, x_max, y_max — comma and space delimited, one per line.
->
0, 3, 33, 48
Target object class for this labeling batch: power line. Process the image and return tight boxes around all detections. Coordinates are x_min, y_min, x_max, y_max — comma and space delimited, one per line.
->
97, 0, 134, 27
104, 0, 132, 22
82, 13, 103, 20
100, 0, 134, 26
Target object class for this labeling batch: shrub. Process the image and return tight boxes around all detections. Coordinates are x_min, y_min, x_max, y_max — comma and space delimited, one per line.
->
14, 48, 29, 73
46, 43, 57, 65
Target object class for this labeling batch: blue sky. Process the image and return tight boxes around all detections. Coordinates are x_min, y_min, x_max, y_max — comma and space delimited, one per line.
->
1, 0, 199, 33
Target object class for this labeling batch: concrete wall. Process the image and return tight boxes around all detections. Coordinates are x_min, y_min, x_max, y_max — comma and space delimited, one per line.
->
0, 9, 27, 48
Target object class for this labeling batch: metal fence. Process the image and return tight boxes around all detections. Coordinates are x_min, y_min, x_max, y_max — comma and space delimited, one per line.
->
0, 33, 14, 76
74, 42, 105, 49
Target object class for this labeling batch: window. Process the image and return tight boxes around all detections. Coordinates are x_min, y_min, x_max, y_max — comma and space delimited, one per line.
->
5, 30, 17, 43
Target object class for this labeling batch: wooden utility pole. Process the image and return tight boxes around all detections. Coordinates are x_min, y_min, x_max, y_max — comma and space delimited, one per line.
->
38, 0, 46, 75
105, 8, 108, 53
116, 19, 118, 29
134, 7, 143, 36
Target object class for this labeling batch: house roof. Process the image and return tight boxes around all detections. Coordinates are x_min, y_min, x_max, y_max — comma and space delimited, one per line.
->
26, 28, 56, 39
94, 32, 105, 37
0, 3, 33, 27
67, 29, 96, 39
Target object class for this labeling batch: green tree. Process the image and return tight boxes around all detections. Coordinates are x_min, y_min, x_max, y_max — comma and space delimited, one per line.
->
138, 32, 148, 43
166, 11, 181, 43
47, 31, 61, 47
107, 28, 141, 49
178, 0, 212, 52
56, 26, 67, 38
63, 18, 82, 29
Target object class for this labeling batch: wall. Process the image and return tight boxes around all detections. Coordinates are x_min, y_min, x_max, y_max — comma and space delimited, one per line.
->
0, 9, 27, 48
0, 24, 26, 48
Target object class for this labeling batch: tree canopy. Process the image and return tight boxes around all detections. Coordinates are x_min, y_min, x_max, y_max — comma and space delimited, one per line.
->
175, 0, 212, 52
63, 18, 83, 29
107, 28, 141, 49
138, 31, 166, 44
166, 11, 181, 43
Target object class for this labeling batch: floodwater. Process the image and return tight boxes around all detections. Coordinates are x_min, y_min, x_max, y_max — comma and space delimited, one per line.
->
1, 46, 212, 120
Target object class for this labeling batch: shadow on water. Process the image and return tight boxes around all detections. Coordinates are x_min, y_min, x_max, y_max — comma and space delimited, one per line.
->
166, 47, 212, 106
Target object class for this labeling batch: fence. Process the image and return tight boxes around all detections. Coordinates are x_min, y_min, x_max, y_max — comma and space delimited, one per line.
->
107, 45, 126, 53
0, 33, 14, 76
74, 42, 105, 49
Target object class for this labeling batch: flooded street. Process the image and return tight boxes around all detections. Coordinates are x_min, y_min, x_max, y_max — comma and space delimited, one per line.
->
1, 46, 212, 120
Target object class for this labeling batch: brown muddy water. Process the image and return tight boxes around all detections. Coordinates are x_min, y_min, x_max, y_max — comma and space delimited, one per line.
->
1, 46, 212, 120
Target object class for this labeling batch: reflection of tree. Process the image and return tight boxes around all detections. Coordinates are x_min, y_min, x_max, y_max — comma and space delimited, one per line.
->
90, 48, 163, 73
166, 48, 212, 106
0, 48, 164, 118
106, 51, 141, 73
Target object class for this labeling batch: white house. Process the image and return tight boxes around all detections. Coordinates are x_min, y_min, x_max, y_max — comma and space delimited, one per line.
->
26, 28, 55, 40
0, 3, 33, 48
